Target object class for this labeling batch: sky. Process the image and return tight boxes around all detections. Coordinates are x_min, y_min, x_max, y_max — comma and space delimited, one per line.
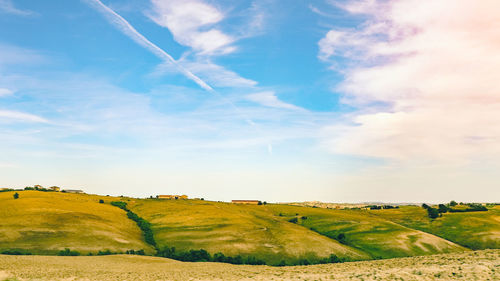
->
1, 0, 499, 203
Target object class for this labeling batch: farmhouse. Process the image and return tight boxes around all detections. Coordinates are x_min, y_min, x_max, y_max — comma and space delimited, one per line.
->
232, 200, 260, 205
157, 195, 188, 200
63, 189, 84, 194
49, 186, 60, 192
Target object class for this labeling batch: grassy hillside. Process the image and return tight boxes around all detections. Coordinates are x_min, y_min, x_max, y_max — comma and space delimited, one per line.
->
0, 191, 154, 255
127, 199, 369, 264
0, 191, 496, 265
368, 205, 500, 250
264, 204, 467, 259
0, 250, 498, 281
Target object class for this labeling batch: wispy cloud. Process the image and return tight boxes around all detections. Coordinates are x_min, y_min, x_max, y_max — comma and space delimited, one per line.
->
320, 0, 500, 162
0, 0, 33, 16
153, 59, 257, 88
148, 0, 235, 56
0, 88, 13, 97
0, 110, 48, 123
83, 0, 214, 92
245, 91, 303, 111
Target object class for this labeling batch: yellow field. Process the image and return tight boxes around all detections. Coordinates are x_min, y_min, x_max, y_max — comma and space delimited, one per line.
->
0, 191, 497, 265
0, 250, 498, 281
0, 191, 154, 254
127, 199, 369, 264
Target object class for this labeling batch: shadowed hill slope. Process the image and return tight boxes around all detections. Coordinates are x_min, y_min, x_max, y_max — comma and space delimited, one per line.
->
0, 191, 154, 255
367, 205, 500, 250
264, 204, 467, 259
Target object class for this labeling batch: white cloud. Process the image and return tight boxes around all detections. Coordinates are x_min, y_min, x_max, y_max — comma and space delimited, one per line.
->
0, 110, 48, 123
321, 0, 500, 162
245, 91, 303, 111
0, 88, 13, 97
0, 0, 33, 16
149, 0, 235, 55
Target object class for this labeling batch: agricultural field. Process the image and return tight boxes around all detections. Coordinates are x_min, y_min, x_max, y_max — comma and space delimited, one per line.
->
368, 205, 500, 250
264, 204, 467, 259
0, 249, 498, 281
0, 190, 497, 266
127, 199, 369, 265
0, 191, 154, 255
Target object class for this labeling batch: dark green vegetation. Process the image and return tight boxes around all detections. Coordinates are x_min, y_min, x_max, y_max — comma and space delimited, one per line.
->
110, 201, 156, 247
0, 190, 498, 266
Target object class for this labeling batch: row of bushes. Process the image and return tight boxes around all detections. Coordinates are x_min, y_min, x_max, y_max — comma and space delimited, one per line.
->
156, 246, 347, 266
366, 205, 400, 210
110, 201, 156, 247
1, 250, 32, 255
157, 247, 264, 264
422, 202, 488, 218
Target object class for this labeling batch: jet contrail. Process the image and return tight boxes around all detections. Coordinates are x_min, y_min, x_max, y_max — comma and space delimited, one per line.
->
83, 0, 213, 92
84, 0, 271, 153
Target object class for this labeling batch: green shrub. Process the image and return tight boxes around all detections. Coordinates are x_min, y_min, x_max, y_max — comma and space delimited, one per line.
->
99, 199, 104, 203
13, 193, 19, 199
58, 248, 80, 256
288, 217, 298, 223
1, 250, 32, 255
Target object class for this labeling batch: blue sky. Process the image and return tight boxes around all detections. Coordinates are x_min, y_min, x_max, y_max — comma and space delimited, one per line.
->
1, 0, 499, 203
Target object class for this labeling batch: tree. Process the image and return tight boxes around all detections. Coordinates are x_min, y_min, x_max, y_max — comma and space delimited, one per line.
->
288, 217, 298, 223
427, 207, 439, 219
449, 200, 458, 207
438, 204, 448, 213
337, 233, 346, 244
99, 199, 104, 204
422, 203, 430, 209
13, 192, 19, 199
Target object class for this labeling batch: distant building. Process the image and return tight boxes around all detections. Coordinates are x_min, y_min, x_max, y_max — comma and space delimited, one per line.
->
34, 185, 43, 189
49, 186, 60, 192
64, 189, 84, 194
157, 195, 188, 200
232, 200, 260, 205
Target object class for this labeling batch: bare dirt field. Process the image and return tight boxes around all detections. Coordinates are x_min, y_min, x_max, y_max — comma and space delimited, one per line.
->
0, 249, 498, 280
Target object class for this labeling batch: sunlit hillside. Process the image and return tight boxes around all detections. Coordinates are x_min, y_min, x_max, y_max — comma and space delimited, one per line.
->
0, 191, 154, 255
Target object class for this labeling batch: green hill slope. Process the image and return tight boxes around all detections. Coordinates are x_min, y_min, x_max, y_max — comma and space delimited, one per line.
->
127, 199, 370, 264
368, 205, 500, 250
264, 204, 467, 259
0, 191, 154, 255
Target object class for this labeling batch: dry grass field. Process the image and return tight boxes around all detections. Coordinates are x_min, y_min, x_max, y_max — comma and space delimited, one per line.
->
128, 199, 369, 264
0, 191, 497, 266
0, 191, 154, 255
0, 249, 498, 281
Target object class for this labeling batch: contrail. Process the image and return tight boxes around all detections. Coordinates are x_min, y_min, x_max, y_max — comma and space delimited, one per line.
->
84, 0, 270, 153
83, 0, 213, 92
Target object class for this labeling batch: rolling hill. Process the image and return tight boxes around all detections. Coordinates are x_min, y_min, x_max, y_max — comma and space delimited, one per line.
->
367, 205, 500, 250
127, 198, 369, 264
0, 191, 154, 255
264, 204, 467, 259
0, 190, 497, 265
